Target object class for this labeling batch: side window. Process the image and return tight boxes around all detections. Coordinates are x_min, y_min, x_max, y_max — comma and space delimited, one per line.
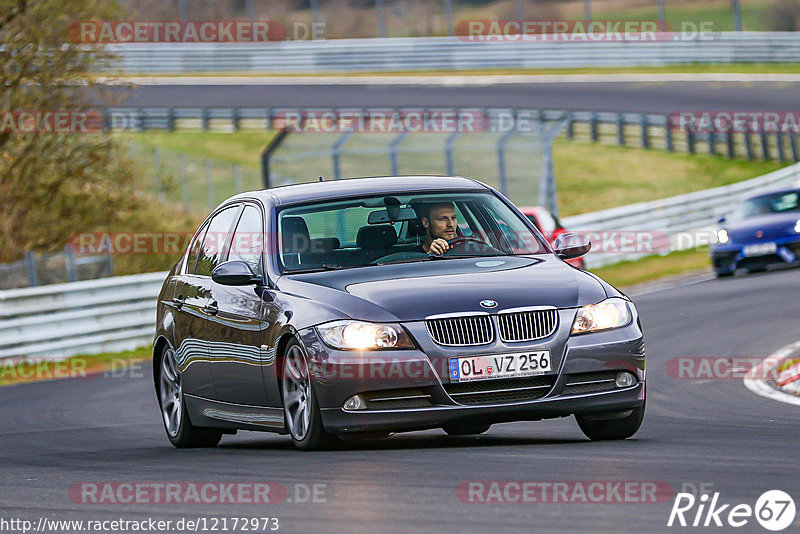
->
229, 205, 264, 274
195, 206, 239, 277
185, 223, 208, 275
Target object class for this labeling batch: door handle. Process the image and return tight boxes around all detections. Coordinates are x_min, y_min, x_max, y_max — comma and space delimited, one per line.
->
202, 301, 219, 316
172, 295, 185, 309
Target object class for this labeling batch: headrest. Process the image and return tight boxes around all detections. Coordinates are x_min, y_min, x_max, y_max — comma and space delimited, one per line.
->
282, 216, 310, 253
309, 237, 340, 252
356, 225, 397, 249
407, 218, 427, 238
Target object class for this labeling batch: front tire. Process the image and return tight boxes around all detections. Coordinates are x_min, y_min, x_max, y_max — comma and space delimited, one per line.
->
281, 340, 338, 451
158, 346, 222, 448
575, 402, 645, 441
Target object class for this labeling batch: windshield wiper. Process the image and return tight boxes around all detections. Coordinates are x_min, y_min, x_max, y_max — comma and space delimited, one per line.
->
284, 263, 345, 274
375, 256, 436, 266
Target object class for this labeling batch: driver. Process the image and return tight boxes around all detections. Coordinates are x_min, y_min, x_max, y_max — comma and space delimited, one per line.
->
415, 202, 458, 255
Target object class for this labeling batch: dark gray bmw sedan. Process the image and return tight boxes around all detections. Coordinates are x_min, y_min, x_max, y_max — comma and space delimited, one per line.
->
154, 176, 645, 450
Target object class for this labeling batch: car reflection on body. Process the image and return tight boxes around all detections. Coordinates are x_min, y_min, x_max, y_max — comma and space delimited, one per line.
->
153, 176, 645, 450
711, 188, 800, 277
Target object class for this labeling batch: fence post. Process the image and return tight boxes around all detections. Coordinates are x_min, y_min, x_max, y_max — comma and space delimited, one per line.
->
205, 159, 215, 209
760, 131, 770, 160
332, 132, 353, 180
24, 251, 38, 287
64, 245, 77, 283
389, 132, 408, 175
180, 154, 189, 209
616, 113, 625, 146
665, 118, 674, 152
445, 132, 461, 176
232, 109, 241, 132
725, 131, 735, 159
744, 131, 754, 160
167, 107, 176, 132
640, 114, 649, 149
496, 129, 516, 197
777, 132, 787, 163
202, 108, 210, 131
708, 129, 716, 155
790, 132, 799, 162
686, 129, 695, 154
261, 128, 290, 189
589, 112, 599, 142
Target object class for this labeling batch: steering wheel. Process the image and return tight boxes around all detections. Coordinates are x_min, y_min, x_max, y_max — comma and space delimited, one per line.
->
443, 236, 499, 256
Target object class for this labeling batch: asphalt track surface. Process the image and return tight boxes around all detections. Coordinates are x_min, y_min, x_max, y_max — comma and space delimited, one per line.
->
112, 80, 800, 114
1, 267, 799, 533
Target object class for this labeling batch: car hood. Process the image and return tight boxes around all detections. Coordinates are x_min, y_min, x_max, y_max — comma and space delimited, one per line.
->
724, 212, 800, 242
277, 256, 607, 323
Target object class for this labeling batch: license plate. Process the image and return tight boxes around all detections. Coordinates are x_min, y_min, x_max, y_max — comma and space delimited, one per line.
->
449, 351, 551, 382
743, 242, 777, 257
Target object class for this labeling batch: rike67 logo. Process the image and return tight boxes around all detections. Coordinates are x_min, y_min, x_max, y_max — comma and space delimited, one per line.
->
668, 490, 796, 531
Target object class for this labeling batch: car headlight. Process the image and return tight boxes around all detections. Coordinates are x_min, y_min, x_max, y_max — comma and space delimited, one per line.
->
571, 298, 632, 335
717, 229, 729, 244
794, 220, 800, 233
316, 320, 414, 350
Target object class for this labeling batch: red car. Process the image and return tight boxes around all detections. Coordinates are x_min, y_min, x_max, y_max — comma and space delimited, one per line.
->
519, 206, 585, 269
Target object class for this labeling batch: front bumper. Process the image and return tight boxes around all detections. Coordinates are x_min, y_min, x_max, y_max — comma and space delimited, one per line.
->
298, 316, 645, 434
711, 235, 800, 274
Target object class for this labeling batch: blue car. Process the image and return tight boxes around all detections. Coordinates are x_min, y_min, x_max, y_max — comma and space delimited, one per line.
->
711, 188, 800, 277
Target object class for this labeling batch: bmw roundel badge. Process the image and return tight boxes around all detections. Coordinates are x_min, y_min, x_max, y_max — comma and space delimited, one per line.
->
480, 299, 498, 309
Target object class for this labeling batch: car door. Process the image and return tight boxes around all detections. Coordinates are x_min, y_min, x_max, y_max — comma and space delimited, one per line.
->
190, 204, 242, 400
171, 221, 216, 398
207, 203, 277, 406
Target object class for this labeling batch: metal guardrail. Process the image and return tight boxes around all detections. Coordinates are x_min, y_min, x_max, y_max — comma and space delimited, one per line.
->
108, 107, 800, 164
2, 161, 799, 360
108, 33, 800, 73
0, 271, 166, 361
564, 161, 800, 267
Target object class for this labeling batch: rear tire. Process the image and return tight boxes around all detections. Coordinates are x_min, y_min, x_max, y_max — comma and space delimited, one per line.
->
158, 346, 222, 448
281, 339, 339, 451
443, 423, 491, 436
714, 270, 734, 278
575, 402, 645, 441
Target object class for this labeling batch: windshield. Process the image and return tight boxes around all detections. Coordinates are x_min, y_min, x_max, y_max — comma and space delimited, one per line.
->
277, 191, 547, 273
731, 191, 800, 221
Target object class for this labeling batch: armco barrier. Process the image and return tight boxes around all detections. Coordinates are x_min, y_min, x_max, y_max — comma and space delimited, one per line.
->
0, 271, 167, 361
564, 161, 800, 267
108, 33, 800, 73
2, 161, 799, 360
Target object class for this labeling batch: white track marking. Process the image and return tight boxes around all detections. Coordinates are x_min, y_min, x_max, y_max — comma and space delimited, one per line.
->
744, 339, 800, 406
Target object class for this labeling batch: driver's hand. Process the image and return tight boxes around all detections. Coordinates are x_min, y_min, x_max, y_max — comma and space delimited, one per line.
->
428, 238, 450, 255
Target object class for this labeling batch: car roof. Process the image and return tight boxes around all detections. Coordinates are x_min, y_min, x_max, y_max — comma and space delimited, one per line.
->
230, 175, 489, 206
747, 188, 800, 201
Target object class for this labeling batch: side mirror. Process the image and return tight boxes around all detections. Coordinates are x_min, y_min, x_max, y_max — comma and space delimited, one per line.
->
717, 215, 726, 224
211, 260, 261, 286
553, 232, 591, 260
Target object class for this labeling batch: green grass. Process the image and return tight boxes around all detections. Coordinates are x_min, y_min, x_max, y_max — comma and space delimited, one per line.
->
589, 246, 711, 289
0, 346, 151, 387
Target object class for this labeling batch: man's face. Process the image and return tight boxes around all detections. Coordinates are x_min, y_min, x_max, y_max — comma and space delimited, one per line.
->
423, 205, 457, 241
